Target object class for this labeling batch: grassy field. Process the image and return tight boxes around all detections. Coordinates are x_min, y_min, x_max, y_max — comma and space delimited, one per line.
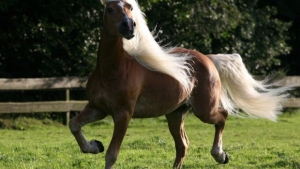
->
0, 110, 300, 169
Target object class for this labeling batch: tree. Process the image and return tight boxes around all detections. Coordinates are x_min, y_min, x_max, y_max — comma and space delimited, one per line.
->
258, 0, 300, 75
0, 0, 104, 106
0, 0, 294, 78
0, 0, 102, 78
139, 0, 291, 75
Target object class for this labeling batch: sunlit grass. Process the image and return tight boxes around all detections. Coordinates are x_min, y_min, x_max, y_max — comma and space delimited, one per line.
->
0, 110, 299, 169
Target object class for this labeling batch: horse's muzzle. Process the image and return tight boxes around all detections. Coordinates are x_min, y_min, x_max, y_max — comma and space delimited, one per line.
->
119, 17, 135, 40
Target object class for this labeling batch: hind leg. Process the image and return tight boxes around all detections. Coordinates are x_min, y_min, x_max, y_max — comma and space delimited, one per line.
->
187, 49, 229, 164
190, 79, 229, 164
210, 109, 229, 164
193, 103, 229, 164
165, 105, 190, 169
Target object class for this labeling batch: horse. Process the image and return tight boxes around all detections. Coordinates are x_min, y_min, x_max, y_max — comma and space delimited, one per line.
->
69, 0, 289, 168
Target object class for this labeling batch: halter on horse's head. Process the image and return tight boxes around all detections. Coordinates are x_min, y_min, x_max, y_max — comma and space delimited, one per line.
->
101, 0, 135, 39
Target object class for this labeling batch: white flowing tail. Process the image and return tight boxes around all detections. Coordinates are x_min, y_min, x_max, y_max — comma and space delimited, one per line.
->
207, 54, 290, 121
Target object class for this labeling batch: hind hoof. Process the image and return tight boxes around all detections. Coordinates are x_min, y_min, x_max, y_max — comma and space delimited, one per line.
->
223, 152, 229, 164
212, 151, 229, 164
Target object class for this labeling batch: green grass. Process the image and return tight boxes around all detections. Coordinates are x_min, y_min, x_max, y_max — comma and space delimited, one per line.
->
1, 110, 300, 169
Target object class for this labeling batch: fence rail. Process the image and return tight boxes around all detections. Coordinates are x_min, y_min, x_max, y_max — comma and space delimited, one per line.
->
0, 77, 87, 90
0, 101, 88, 113
0, 76, 299, 124
0, 77, 88, 124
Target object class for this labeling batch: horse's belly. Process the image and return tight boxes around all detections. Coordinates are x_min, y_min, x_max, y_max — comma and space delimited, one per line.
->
132, 95, 186, 118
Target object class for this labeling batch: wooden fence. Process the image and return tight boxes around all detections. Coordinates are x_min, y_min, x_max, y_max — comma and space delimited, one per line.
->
0, 76, 300, 124
0, 77, 88, 124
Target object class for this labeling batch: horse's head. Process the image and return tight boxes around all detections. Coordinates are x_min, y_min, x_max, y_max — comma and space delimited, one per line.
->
103, 0, 135, 40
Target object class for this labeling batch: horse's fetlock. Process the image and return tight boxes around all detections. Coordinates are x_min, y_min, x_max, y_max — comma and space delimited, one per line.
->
210, 148, 221, 157
80, 143, 94, 154
81, 148, 90, 154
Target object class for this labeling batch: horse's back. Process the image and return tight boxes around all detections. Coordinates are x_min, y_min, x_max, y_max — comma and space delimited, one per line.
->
171, 48, 220, 85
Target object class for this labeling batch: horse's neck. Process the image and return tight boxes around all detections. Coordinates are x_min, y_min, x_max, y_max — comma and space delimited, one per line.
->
96, 29, 126, 76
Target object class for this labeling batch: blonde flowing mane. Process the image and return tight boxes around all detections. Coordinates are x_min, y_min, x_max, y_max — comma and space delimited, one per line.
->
101, 0, 194, 93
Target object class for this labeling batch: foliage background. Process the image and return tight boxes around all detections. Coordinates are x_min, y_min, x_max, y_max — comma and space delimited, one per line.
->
1, 0, 299, 78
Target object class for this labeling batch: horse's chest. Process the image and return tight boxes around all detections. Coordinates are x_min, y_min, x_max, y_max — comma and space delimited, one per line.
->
86, 78, 135, 113
93, 91, 114, 112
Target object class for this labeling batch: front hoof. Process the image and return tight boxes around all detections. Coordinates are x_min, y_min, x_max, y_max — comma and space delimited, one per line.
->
90, 140, 105, 153
94, 140, 104, 152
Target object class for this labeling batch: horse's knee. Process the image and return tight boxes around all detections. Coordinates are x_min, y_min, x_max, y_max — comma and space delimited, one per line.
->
69, 118, 80, 134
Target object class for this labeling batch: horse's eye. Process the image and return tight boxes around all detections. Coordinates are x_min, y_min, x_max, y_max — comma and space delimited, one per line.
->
107, 7, 113, 13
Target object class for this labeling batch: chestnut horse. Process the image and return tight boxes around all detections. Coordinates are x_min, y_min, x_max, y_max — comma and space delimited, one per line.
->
69, 0, 289, 168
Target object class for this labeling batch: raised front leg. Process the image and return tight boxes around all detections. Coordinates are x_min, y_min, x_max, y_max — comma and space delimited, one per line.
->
69, 103, 107, 154
165, 105, 190, 169
105, 111, 132, 169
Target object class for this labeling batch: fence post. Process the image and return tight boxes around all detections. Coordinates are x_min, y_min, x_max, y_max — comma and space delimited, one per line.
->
66, 89, 70, 125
